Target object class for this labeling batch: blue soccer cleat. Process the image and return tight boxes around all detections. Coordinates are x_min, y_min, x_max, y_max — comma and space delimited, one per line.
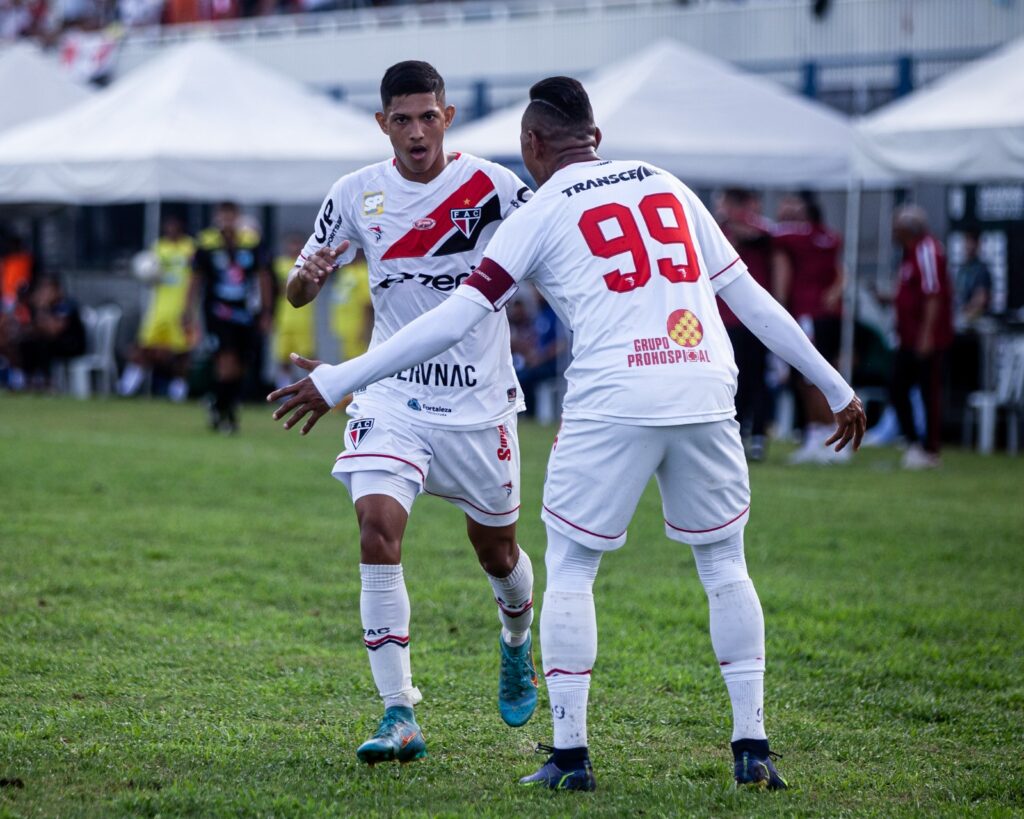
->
732, 738, 788, 790
498, 633, 538, 727
519, 744, 596, 791
355, 706, 427, 766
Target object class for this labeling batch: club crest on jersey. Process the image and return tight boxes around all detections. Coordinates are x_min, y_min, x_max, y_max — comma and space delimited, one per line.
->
451, 207, 481, 238
348, 418, 374, 448
362, 191, 385, 217
667, 309, 704, 347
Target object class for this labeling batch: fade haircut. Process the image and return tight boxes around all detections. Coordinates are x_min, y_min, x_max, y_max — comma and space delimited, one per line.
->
523, 76, 596, 142
380, 61, 446, 109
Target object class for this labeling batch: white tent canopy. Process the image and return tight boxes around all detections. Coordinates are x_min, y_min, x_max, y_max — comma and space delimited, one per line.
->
0, 43, 92, 134
856, 36, 1024, 182
452, 39, 886, 188
0, 39, 382, 203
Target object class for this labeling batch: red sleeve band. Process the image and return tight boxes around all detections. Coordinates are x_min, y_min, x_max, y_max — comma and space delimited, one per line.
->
464, 257, 518, 309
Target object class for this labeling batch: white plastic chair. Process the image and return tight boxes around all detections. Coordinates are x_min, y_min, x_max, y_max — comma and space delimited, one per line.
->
68, 304, 122, 399
963, 335, 1024, 455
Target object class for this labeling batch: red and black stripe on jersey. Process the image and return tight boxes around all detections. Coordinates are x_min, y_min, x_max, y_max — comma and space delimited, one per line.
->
382, 170, 502, 260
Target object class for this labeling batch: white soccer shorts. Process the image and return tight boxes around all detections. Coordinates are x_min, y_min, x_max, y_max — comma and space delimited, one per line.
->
331, 408, 521, 527
541, 418, 750, 551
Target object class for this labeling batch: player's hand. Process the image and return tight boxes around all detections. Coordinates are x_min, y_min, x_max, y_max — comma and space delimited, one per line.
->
267, 353, 329, 435
297, 243, 348, 289
825, 394, 866, 453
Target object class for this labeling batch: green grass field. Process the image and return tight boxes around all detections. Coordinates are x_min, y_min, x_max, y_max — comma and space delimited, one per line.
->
1, 396, 1022, 817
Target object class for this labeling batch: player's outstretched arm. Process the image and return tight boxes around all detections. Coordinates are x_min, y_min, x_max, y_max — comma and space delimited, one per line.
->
268, 292, 490, 434
719, 272, 866, 452
286, 243, 349, 308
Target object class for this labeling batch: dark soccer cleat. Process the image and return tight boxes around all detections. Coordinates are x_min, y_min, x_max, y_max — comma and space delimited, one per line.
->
355, 706, 427, 766
498, 633, 538, 727
732, 738, 788, 790
519, 744, 596, 791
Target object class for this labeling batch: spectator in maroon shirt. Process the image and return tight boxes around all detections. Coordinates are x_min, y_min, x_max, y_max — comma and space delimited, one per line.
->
890, 204, 953, 469
773, 193, 846, 464
715, 188, 775, 461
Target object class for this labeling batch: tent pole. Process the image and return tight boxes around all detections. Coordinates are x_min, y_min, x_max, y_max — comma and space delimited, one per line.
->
144, 200, 161, 248
840, 178, 861, 385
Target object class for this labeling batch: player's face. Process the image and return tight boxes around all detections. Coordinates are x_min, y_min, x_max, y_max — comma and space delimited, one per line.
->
377, 93, 455, 183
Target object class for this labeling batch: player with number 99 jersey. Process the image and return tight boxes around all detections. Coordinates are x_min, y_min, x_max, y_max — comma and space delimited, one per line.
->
461, 159, 745, 427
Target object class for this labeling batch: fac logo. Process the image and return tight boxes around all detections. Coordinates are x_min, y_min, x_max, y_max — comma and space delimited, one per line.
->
348, 418, 374, 449
451, 207, 481, 238
667, 309, 704, 348
362, 191, 385, 217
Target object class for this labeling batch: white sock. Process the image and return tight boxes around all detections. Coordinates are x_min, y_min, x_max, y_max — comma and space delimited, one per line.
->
118, 363, 145, 396
541, 589, 596, 749
487, 546, 534, 647
359, 563, 422, 709
692, 534, 767, 742
543, 526, 603, 750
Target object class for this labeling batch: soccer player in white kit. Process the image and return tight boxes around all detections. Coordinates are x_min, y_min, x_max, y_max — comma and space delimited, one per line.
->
272, 77, 866, 789
279, 62, 539, 765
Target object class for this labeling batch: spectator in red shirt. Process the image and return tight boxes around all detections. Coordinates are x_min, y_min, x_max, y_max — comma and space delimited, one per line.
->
890, 204, 953, 469
715, 188, 775, 461
773, 193, 846, 464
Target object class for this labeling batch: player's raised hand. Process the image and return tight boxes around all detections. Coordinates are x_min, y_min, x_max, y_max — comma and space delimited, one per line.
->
298, 242, 348, 287
825, 394, 867, 453
267, 353, 330, 435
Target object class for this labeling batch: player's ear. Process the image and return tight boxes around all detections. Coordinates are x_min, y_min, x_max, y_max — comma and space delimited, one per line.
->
375, 110, 388, 135
593, 126, 602, 150
443, 104, 456, 129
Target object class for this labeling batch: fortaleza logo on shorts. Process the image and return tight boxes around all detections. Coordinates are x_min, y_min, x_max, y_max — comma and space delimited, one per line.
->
626, 310, 711, 369
348, 418, 374, 448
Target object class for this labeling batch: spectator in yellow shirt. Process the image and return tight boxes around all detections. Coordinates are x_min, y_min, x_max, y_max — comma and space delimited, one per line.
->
331, 250, 373, 362
273, 233, 317, 389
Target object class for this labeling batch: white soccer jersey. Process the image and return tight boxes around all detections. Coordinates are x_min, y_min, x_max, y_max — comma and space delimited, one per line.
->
300, 153, 531, 428
459, 159, 745, 426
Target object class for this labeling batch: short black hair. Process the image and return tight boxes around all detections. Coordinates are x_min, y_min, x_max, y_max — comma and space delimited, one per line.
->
723, 187, 755, 206
380, 61, 445, 109
798, 190, 823, 225
524, 76, 596, 141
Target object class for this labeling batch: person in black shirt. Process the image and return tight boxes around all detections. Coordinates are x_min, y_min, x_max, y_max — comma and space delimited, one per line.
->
18, 275, 86, 390
186, 202, 272, 433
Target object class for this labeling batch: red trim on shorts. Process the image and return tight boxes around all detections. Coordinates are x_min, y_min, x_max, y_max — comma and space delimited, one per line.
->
335, 453, 425, 483
542, 505, 625, 541
464, 257, 516, 308
664, 504, 750, 535
545, 668, 592, 677
709, 257, 740, 280
425, 489, 519, 518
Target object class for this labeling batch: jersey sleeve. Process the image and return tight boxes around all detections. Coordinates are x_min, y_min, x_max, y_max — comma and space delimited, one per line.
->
492, 164, 534, 219
297, 178, 360, 268
684, 186, 747, 293
457, 205, 545, 312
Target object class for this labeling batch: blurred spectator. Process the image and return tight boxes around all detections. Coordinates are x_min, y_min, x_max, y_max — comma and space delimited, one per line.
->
890, 204, 953, 469
1, 233, 35, 313
511, 287, 566, 418
774, 192, 846, 464
271, 232, 315, 389
186, 201, 272, 433
715, 187, 774, 461
953, 229, 992, 328
0, 0, 47, 39
330, 249, 373, 361
16, 274, 86, 390
118, 214, 195, 401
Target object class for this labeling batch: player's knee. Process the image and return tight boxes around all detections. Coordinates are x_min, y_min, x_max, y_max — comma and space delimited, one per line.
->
358, 520, 402, 564
468, 527, 517, 577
